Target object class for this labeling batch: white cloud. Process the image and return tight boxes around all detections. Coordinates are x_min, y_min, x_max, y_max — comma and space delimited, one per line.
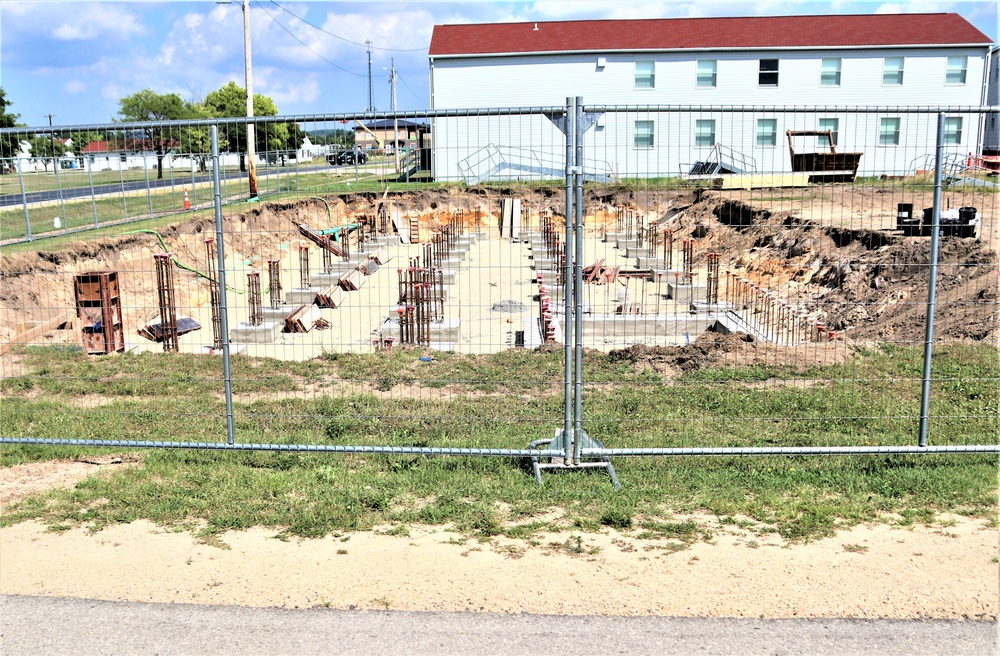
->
64, 80, 87, 95
254, 72, 320, 105
52, 6, 145, 41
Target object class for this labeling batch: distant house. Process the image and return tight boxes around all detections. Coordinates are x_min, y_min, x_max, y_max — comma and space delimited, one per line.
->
355, 119, 430, 151
428, 13, 994, 181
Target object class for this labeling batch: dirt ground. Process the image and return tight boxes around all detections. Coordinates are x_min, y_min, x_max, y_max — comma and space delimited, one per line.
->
0, 459, 997, 619
2, 184, 997, 368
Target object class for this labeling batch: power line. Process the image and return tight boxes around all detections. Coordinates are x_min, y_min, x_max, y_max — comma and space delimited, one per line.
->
266, 1, 428, 53
396, 73, 428, 107
252, 0, 365, 77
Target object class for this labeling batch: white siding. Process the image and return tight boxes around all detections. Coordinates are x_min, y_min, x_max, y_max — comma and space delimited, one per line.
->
430, 46, 990, 180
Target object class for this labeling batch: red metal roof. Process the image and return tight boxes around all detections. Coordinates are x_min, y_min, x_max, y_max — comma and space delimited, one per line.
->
429, 14, 991, 57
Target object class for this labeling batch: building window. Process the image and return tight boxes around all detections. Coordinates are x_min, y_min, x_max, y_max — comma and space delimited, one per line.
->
635, 61, 655, 89
634, 120, 654, 148
820, 58, 841, 86
695, 120, 716, 146
946, 56, 968, 85
883, 57, 904, 85
879, 118, 900, 145
756, 119, 777, 146
944, 117, 963, 145
759, 59, 779, 86
697, 60, 717, 88
818, 118, 839, 147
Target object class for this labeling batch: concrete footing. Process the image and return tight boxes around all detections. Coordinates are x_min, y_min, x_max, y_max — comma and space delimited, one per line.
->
581, 315, 713, 338
261, 305, 297, 321
667, 282, 707, 304
382, 316, 461, 342
286, 288, 321, 305
230, 321, 283, 344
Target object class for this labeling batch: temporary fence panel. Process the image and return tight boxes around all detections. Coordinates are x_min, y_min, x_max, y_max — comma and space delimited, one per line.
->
1, 104, 997, 479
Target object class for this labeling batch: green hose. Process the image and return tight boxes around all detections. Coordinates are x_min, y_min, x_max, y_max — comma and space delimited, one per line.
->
123, 229, 256, 294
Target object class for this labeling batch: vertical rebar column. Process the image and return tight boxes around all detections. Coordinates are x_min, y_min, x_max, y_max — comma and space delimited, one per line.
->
247, 271, 263, 327
298, 246, 310, 289
205, 239, 223, 350
663, 229, 673, 269
682, 239, 694, 282
322, 247, 332, 274
705, 253, 719, 305
268, 258, 282, 310
154, 253, 179, 352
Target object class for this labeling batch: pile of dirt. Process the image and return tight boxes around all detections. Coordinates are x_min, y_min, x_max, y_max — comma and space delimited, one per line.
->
608, 331, 755, 374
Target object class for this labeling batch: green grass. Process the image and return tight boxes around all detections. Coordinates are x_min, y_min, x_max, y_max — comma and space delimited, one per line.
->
1, 342, 997, 543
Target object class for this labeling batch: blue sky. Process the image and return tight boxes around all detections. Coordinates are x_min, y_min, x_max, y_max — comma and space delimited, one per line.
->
1, 0, 996, 128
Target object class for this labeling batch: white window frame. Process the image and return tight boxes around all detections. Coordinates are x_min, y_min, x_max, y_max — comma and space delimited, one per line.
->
634, 120, 655, 148
944, 117, 963, 145
759, 59, 779, 86
879, 117, 901, 146
946, 56, 968, 85
695, 119, 716, 147
820, 58, 842, 87
818, 118, 839, 147
756, 119, 777, 147
697, 60, 717, 88
635, 61, 655, 89
883, 57, 904, 86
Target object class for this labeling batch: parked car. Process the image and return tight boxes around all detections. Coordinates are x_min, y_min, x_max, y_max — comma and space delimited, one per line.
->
327, 149, 368, 166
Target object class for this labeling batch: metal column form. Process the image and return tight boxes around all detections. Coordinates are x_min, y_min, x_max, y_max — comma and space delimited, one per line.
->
211, 126, 236, 446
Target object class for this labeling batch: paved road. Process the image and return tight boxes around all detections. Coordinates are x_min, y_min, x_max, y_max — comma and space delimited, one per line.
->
0, 164, 335, 208
1, 595, 995, 655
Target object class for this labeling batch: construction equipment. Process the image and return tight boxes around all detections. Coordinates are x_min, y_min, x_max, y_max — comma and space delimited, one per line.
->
786, 130, 862, 182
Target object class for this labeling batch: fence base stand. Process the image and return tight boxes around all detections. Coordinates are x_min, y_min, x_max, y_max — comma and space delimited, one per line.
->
529, 430, 621, 489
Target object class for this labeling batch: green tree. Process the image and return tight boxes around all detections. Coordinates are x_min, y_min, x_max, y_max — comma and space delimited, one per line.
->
28, 135, 66, 171
117, 88, 197, 179
203, 81, 284, 170
0, 88, 22, 165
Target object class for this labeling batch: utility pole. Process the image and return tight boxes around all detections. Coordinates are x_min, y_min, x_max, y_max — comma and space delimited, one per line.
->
366, 40, 374, 112
242, 0, 258, 199
389, 59, 400, 174
45, 114, 55, 171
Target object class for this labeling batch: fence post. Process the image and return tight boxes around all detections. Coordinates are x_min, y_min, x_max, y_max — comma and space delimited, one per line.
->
53, 159, 67, 233
563, 97, 576, 462
212, 126, 236, 446
87, 160, 98, 228
17, 158, 31, 241
918, 113, 946, 448
573, 96, 585, 466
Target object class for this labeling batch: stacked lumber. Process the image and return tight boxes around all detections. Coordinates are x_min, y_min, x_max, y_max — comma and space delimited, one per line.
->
582, 259, 619, 285
315, 285, 345, 308
369, 247, 389, 266
285, 305, 323, 333
358, 259, 380, 275
340, 268, 366, 291
295, 223, 346, 257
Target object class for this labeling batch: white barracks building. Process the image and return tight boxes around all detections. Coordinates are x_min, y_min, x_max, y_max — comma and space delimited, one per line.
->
427, 13, 995, 182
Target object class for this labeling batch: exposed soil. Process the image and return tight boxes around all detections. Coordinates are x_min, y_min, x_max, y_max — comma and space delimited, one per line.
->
2, 185, 995, 362
0, 461, 996, 619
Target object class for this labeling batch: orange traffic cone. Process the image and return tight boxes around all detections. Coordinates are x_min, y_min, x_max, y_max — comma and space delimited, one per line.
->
183, 188, 191, 210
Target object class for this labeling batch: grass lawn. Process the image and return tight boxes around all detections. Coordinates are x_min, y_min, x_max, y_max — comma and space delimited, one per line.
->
1, 342, 996, 543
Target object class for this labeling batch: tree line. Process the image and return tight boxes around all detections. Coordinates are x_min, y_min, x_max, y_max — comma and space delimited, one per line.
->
0, 84, 353, 178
